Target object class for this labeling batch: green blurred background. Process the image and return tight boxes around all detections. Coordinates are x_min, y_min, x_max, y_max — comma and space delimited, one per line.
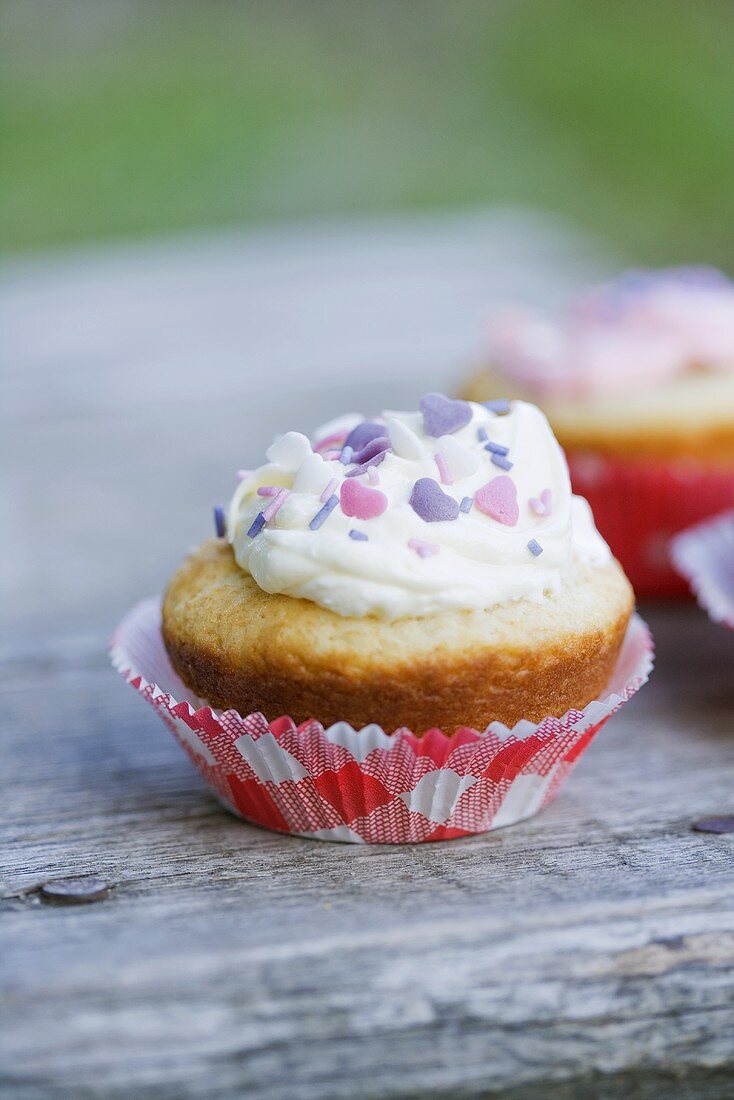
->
3, 0, 734, 261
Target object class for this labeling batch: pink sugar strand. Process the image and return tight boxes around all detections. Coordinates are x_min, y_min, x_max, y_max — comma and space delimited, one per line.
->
314, 431, 347, 453
408, 538, 440, 558
320, 477, 339, 502
262, 488, 290, 522
367, 465, 380, 485
322, 450, 342, 461
434, 451, 453, 485
257, 485, 280, 497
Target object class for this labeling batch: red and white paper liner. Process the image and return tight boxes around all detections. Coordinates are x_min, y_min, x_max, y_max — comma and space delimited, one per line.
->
671, 510, 734, 630
567, 450, 734, 600
110, 599, 653, 844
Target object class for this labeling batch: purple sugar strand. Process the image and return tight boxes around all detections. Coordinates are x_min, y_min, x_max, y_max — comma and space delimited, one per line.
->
484, 441, 509, 456
247, 512, 266, 538
213, 506, 226, 538
349, 529, 369, 541
309, 494, 339, 530
491, 453, 513, 471
527, 538, 543, 556
459, 496, 473, 513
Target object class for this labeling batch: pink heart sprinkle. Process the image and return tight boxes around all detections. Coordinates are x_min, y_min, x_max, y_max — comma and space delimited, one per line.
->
475, 476, 519, 526
340, 478, 388, 521
529, 488, 552, 516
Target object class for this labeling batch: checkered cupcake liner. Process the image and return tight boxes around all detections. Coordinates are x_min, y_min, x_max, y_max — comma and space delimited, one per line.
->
671, 509, 734, 630
567, 451, 734, 599
110, 598, 653, 844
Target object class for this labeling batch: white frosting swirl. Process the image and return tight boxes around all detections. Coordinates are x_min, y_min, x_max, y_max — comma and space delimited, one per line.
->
227, 399, 611, 620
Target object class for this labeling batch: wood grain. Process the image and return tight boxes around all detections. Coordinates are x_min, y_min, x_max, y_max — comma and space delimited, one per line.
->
2, 217, 734, 1098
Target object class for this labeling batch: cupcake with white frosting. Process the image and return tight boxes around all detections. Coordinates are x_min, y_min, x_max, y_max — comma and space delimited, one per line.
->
462, 267, 734, 597
162, 394, 633, 733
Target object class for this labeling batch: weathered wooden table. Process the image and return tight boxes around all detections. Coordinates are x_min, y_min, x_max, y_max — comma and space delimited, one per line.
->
3, 213, 734, 1098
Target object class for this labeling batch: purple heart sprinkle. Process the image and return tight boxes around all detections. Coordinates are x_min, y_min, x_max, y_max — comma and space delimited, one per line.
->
351, 435, 391, 465
459, 496, 473, 513
213, 506, 226, 538
349, 529, 369, 541
309, 494, 339, 531
491, 453, 513, 471
420, 393, 473, 437
344, 420, 385, 452
409, 477, 460, 523
527, 538, 543, 557
247, 512, 265, 538
484, 399, 511, 415
344, 450, 388, 477
484, 441, 509, 456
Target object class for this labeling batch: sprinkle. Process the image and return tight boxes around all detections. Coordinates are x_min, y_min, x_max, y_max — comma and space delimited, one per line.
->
262, 488, 289, 522
351, 436, 390, 465
529, 488, 552, 516
309, 494, 339, 530
344, 421, 385, 452
213, 506, 226, 538
490, 453, 514, 471
322, 450, 342, 461
367, 465, 380, 485
420, 393, 472, 436
349, 529, 369, 541
236, 469, 252, 481
344, 450, 388, 478
527, 538, 544, 557
476, 427, 488, 442
320, 477, 339, 502
340, 445, 353, 466
314, 430, 347, 453
408, 538, 440, 558
459, 496, 473, 513
257, 485, 280, 497
484, 399, 511, 415
409, 478, 460, 523
484, 441, 509, 456
434, 451, 453, 485
247, 512, 266, 538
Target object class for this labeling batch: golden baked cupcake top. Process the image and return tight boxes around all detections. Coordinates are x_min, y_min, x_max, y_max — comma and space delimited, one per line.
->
220, 394, 612, 621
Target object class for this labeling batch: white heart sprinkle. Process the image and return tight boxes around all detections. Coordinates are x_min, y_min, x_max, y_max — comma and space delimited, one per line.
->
266, 431, 312, 470
386, 417, 424, 460
292, 452, 331, 494
438, 434, 479, 480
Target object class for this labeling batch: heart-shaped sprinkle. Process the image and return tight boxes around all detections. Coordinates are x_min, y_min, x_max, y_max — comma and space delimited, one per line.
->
386, 417, 424, 459
351, 435, 390, 465
344, 450, 388, 478
344, 420, 385, 452
475, 476, 519, 526
409, 478, 460, 523
340, 478, 388, 521
420, 393, 473, 437
266, 431, 312, 470
529, 488, 552, 516
438, 434, 479, 480
292, 453, 330, 494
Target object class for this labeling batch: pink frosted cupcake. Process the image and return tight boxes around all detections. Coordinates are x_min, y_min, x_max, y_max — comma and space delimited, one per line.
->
462, 268, 734, 597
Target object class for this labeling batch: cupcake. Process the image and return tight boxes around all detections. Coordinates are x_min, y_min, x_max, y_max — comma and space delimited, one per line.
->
462, 268, 734, 598
162, 395, 633, 732
113, 394, 651, 842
